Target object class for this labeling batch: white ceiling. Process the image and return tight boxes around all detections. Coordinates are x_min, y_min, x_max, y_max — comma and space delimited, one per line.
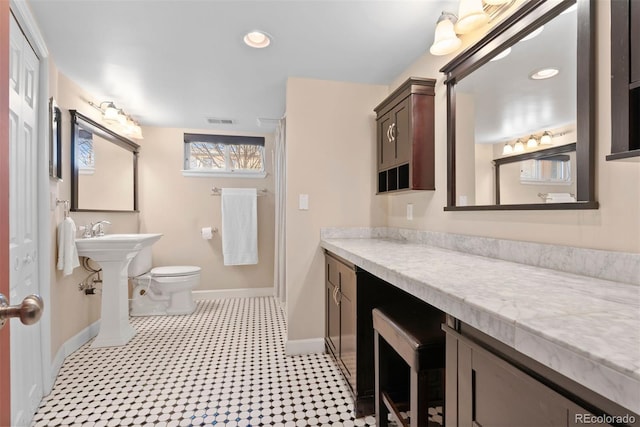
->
28, 0, 458, 134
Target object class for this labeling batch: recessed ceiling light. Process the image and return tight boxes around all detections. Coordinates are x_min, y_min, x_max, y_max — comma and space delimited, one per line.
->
529, 68, 559, 80
490, 47, 511, 62
244, 30, 271, 48
521, 25, 544, 42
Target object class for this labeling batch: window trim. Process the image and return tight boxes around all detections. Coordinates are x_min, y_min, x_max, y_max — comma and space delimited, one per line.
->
183, 133, 266, 178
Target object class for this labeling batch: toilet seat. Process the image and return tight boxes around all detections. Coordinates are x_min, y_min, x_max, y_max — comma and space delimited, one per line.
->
151, 266, 201, 277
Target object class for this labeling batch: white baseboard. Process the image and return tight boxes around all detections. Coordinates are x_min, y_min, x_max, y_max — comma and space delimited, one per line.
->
285, 338, 326, 355
193, 287, 274, 300
50, 320, 100, 386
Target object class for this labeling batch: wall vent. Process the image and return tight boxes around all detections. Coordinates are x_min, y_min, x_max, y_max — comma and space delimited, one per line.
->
207, 117, 235, 125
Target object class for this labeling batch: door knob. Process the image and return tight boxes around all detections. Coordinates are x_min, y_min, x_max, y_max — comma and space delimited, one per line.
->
0, 294, 44, 329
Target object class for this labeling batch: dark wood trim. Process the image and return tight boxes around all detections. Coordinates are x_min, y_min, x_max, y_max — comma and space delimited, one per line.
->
446, 83, 456, 207
576, 0, 595, 202
605, 149, 640, 161
443, 0, 596, 210
70, 110, 140, 151
70, 110, 139, 212
493, 143, 576, 166
374, 77, 435, 116
444, 201, 599, 211
0, 2, 11, 425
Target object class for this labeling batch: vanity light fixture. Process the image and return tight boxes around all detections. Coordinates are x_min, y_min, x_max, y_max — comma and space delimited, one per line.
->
430, 12, 462, 56
540, 131, 553, 145
530, 68, 559, 80
455, 0, 489, 34
102, 102, 119, 123
243, 30, 271, 48
88, 100, 144, 139
527, 135, 538, 148
429, 0, 514, 57
502, 141, 513, 155
513, 139, 525, 153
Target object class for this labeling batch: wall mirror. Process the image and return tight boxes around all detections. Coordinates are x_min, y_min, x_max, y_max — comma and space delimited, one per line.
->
70, 110, 139, 212
441, 0, 597, 211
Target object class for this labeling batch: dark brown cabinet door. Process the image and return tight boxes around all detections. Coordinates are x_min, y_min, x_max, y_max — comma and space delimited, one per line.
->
326, 280, 340, 355
471, 349, 569, 427
393, 98, 411, 166
339, 265, 356, 390
378, 112, 395, 171
326, 256, 340, 356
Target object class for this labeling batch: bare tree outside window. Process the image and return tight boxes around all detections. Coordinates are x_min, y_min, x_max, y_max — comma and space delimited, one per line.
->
184, 134, 265, 174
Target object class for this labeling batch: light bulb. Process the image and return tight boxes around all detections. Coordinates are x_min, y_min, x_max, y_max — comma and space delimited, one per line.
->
540, 131, 553, 145
514, 139, 525, 153
527, 135, 538, 148
430, 12, 462, 56
502, 142, 513, 155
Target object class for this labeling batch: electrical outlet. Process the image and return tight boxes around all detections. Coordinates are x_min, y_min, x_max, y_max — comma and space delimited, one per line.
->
407, 203, 413, 220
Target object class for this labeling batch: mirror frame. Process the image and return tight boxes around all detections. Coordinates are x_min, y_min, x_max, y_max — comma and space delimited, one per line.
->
49, 97, 62, 181
441, 0, 598, 211
493, 142, 576, 204
70, 110, 140, 212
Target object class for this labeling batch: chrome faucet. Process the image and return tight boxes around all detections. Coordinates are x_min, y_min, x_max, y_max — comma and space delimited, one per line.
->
90, 220, 111, 237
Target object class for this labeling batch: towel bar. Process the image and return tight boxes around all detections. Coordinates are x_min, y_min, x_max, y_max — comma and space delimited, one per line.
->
210, 187, 268, 196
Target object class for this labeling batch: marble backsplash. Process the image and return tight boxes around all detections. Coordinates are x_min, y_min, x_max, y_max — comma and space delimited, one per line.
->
320, 227, 640, 286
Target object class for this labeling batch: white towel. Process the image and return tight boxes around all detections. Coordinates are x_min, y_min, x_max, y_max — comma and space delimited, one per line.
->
57, 217, 80, 276
545, 193, 576, 203
221, 188, 258, 266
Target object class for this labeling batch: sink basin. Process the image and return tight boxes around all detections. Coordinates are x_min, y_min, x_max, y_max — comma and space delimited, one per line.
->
75, 233, 163, 348
76, 233, 163, 258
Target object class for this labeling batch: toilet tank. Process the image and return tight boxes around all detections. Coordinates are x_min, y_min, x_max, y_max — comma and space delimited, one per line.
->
128, 246, 152, 277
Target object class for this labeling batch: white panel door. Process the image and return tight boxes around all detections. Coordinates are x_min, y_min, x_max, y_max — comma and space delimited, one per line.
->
9, 14, 43, 427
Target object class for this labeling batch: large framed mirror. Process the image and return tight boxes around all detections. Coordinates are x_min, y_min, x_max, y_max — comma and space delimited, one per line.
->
441, 0, 598, 211
70, 110, 139, 212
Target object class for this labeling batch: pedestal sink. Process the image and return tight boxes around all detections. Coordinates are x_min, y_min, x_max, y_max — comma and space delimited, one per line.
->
75, 233, 162, 347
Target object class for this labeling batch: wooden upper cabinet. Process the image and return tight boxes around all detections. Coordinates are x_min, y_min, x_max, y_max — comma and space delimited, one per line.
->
375, 77, 436, 193
608, 0, 640, 160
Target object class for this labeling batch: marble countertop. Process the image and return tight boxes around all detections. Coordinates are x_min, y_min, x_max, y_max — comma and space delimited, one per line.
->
320, 236, 640, 415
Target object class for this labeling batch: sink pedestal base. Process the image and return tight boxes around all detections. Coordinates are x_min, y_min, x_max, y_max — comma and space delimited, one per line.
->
91, 259, 136, 348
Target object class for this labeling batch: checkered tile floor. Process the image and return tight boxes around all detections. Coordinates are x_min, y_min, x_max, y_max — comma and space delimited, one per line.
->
31, 297, 378, 427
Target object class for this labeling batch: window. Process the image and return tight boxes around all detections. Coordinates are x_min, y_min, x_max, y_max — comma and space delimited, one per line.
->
77, 128, 95, 174
183, 133, 266, 177
520, 157, 571, 184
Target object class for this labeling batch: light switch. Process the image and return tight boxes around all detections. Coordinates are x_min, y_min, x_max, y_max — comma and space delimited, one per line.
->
406, 203, 413, 220
299, 194, 309, 210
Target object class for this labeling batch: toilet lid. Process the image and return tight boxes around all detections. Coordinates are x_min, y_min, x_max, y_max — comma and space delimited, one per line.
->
150, 266, 201, 277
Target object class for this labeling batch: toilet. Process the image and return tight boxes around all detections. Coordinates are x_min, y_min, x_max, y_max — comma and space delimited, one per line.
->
128, 246, 201, 316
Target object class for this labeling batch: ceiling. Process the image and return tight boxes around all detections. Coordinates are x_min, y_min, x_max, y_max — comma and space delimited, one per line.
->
28, 0, 457, 134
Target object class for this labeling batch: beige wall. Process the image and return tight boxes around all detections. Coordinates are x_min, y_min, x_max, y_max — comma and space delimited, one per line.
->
137, 127, 275, 291
285, 78, 387, 342
385, 0, 640, 253
49, 71, 139, 357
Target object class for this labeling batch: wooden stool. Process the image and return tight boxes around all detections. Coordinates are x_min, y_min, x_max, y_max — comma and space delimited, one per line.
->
373, 308, 445, 427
